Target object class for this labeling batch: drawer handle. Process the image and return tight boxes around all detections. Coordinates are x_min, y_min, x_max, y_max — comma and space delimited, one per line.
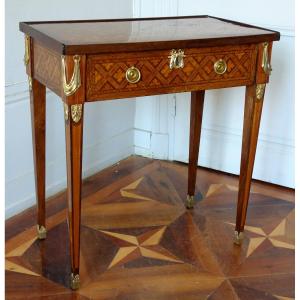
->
169, 49, 185, 69
126, 66, 141, 84
214, 59, 227, 75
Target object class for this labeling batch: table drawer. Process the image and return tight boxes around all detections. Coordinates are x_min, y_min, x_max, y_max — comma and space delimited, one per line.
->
86, 44, 257, 101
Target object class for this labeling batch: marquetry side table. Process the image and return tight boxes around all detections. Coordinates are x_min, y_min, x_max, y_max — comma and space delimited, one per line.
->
20, 15, 280, 289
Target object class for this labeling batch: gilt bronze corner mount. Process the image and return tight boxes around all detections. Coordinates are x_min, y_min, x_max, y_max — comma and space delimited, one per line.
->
256, 84, 266, 100
262, 42, 272, 75
61, 55, 81, 97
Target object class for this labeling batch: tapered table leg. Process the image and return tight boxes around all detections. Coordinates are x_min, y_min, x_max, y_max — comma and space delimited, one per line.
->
235, 84, 266, 244
30, 78, 47, 240
64, 103, 84, 289
187, 90, 205, 208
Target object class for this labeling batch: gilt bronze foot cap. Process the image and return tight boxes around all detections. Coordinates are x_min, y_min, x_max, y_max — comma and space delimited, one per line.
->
70, 273, 80, 290
234, 230, 244, 245
37, 225, 47, 240
186, 195, 194, 209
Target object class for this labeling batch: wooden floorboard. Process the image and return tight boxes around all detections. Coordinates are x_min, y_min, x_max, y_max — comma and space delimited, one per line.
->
5, 156, 294, 299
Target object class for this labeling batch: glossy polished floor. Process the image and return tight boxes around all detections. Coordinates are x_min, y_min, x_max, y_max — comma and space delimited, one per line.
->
5, 156, 294, 299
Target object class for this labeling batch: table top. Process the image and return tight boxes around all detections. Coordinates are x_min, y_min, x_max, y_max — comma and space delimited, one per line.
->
19, 15, 280, 55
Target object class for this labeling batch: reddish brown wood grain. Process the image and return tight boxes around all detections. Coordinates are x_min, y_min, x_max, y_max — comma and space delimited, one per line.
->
235, 84, 265, 233
5, 156, 154, 241
5, 157, 294, 299
33, 41, 61, 96
62, 55, 87, 279
18, 15, 281, 290
65, 106, 84, 276
86, 45, 257, 101
30, 78, 46, 228
19, 15, 280, 55
188, 91, 205, 198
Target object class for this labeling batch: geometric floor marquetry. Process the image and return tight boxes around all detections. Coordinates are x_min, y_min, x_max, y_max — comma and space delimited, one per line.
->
5, 156, 295, 299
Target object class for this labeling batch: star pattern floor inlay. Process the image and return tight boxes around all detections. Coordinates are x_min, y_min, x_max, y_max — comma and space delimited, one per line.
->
99, 226, 183, 268
5, 157, 294, 299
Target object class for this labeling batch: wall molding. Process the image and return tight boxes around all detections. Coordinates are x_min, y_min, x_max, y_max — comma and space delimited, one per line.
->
5, 81, 53, 106
174, 126, 294, 187
132, 0, 141, 18
5, 147, 133, 218
5, 128, 134, 218
135, 124, 294, 159
134, 128, 169, 159
132, 0, 294, 37
203, 123, 294, 148
6, 1, 294, 219
5, 80, 135, 219
133, 0, 178, 17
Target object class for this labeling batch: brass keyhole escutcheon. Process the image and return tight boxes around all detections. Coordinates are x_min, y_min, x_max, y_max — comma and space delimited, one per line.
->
126, 66, 141, 84
214, 59, 227, 75
169, 49, 185, 69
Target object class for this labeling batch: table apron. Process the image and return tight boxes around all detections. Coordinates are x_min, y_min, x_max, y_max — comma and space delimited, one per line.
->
86, 44, 257, 101
31, 42, 262, 101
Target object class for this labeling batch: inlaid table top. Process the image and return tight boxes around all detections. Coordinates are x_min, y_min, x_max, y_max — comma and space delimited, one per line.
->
19, 15, 280, 290
19, 15, 280, 54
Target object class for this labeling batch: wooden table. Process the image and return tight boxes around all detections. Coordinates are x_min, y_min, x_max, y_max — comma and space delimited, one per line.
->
19, 15, 280, 290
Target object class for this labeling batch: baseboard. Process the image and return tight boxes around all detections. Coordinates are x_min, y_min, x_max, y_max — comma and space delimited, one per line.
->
134, 146, 152, 158
5, 80, 136, 219
174, 126, 295, 188
134, 128, 169, 159
5, 134, 134, 219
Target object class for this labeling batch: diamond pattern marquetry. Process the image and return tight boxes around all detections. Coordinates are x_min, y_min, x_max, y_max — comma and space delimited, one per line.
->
86, 45, 257, 100
33, 42, 61, 95
5, 158, 294, 299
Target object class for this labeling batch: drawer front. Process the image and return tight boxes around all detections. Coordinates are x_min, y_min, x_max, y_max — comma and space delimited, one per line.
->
86, 45, 257, 101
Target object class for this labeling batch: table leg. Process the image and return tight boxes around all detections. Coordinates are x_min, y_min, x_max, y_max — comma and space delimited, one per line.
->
30, 78, 47, 240
64, 103, 84, 289
235, 84, 265, 244
187, 90, 205, 208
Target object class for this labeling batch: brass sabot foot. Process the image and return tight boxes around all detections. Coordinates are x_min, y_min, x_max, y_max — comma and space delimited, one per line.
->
37, 225, 47, 240
186, 195, 194, 209
70, 273, 80, 290
234, 230, 244, 245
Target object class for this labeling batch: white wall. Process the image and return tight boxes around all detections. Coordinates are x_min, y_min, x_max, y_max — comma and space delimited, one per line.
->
133, 0, 295, 188
133, 1, 178, 159
5, 0, 295, 218
5, 0, 135, 218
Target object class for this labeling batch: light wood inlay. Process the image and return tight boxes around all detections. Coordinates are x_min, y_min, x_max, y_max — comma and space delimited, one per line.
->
100, 226, 183, 268
206, 183, 239, 197
5, 157, 294, 299
6, 237, 37, 257
141, 227, 166, 246
86, 45, 257, 101
100, 230, 139, 245
5, 260, 40, 277
246, 237, 265, 257
270, 219, 286, 237
108, 246, 137, 269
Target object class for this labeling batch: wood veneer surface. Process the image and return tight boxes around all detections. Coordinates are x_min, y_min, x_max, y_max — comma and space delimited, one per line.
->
5, 156, 294, 299
19, 16, 280, 54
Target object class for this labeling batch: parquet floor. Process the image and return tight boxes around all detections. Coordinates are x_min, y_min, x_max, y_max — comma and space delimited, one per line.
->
5, 156, 295, 299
